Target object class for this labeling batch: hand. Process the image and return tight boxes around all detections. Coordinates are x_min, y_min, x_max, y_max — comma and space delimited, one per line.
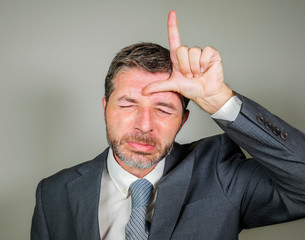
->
143, 10, 234, 114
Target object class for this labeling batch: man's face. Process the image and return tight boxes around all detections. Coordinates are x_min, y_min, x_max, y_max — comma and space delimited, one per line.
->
103, 68, 188, 170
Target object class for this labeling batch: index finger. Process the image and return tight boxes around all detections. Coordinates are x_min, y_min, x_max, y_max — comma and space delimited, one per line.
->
168, 11, 181, 65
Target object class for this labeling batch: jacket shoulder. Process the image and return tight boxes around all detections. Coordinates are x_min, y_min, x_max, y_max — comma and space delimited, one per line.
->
176, 133, 241, 156
39, 149, 108, 189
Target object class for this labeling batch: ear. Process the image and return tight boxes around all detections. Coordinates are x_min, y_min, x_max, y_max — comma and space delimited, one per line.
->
179, 109, 189, 131
102, 97, 107, 119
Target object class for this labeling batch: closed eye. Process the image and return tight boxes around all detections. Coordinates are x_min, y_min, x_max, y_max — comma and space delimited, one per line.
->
118, 96, 138, 109
119, 105, 135, 108
156, 108, 172, 115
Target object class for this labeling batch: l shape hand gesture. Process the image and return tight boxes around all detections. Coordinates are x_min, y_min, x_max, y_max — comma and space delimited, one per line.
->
143, 11, 234, 114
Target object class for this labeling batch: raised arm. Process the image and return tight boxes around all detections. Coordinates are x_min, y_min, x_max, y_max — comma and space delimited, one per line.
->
144, 10, 305, 228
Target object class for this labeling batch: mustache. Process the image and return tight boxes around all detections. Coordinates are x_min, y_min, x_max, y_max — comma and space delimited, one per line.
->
120, 132, 158, 146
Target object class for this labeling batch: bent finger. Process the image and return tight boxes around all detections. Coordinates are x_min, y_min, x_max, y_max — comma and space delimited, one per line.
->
188, 47, 202, 77
177, 46, 193, 78
200, 46, 220, 73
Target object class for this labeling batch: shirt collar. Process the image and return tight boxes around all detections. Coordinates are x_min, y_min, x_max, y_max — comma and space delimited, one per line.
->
107, 148, 165, 198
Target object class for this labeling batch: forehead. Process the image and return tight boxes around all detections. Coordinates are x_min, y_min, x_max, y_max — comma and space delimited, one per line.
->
112, 68, 182, 105
114, 67, 169, 89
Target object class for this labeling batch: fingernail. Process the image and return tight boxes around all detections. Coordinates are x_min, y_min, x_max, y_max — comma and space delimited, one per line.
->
200, 67, 205, 73
194, 74, 200, 78
187, 73, 193, 78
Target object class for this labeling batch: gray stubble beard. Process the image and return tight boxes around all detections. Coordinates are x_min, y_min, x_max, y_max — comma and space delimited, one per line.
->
106, 129, 173, 169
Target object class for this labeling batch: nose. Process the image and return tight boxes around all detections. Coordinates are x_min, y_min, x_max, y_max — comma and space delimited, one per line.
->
134, 107, 154, 133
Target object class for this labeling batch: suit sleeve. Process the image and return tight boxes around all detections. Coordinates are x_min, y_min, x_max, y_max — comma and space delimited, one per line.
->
31, 180, 51, 240
214, 94, 305, 229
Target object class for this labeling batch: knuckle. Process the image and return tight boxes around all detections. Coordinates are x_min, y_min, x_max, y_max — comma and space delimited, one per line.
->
203, 45, 216, 53
188, 47, 201, 55
178, 45, 188, 51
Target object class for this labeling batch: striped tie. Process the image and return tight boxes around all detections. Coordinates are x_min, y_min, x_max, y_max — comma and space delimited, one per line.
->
125, 178, 153, 240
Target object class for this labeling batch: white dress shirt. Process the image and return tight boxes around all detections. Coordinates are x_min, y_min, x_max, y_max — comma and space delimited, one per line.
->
98, 96, 242, 240
98, 148, 165, 240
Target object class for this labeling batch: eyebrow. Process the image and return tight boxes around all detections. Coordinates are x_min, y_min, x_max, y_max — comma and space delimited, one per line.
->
118, 96, 138, 104
118, 96, 178, 111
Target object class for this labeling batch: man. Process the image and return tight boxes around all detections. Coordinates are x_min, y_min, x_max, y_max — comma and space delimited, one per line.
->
31, 11, 305, 240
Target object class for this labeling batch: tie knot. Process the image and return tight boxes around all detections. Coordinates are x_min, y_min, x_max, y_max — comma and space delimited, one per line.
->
129, 178, 153, 209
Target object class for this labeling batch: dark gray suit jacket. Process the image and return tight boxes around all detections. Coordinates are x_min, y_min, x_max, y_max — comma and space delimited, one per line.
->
31, 95, 305, 240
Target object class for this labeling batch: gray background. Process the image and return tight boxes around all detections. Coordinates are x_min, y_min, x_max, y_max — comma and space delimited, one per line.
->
1, 0, 305, 239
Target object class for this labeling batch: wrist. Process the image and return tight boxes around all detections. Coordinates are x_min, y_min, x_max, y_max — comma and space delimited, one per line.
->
195, 86, 235, 114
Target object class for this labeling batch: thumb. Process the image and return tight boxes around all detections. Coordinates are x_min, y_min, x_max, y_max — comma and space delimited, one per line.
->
142, 78, 179, 95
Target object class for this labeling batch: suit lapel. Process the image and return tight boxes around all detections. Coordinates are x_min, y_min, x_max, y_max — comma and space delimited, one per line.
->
67, 149, 108, 240
149, 144, 195, 240
65, 144, 194, 239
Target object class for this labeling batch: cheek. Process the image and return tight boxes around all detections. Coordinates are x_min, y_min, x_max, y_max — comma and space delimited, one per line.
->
155, 117, 182, 139
106, 110, 134, 134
